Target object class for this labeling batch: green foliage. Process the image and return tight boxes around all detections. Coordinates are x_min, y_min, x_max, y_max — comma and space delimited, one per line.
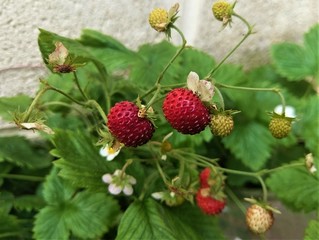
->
0, 136, 52, 169
117, 199, 224, 240
53, 130, 117, 192
304, 217, 319, 240
33, 168, 120, 239
271, 24, 319, 80
222, 122, 273, 171
266, 164, 319, 212
0, 95, 32, 121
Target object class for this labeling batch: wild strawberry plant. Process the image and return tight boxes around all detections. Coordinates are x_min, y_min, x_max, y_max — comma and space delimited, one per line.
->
0, 1, 318, 239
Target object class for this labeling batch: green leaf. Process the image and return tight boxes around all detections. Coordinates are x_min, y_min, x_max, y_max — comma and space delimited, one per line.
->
296, 95, 319, 156
42, 167, 75, 204
0, 95, 32, 121
38, 28, 107, 77
222, 122, 273, 171
34, 205, 70, 240
117, 199, 177, 240
304, 24, 319, 80
271, 24, 319, 80
0, 212, 21, 239
78, 29, 138, 72
52, 130, 115, 191
267, 164, 319, 212
0, 136, 52, 169
304, 218, 319, 240
130, 41, 181, 88
0, 191, 14, 214
13, 195, 45, 211
65, 191, 120, 239
175, 47, 215, 79
271, 43, 311, 80
116, 199, 224, 240
34, 168, 120, 240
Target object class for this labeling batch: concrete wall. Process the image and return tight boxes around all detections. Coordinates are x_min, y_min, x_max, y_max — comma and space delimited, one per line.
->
0, 0, 318, 129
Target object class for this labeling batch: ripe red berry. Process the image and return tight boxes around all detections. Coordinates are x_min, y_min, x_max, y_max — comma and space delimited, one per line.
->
246, 204, 274, 234
196, 188, 226, 215
162, 88, 210, 134
107, 101, 155, 147
199, 168, 211, 188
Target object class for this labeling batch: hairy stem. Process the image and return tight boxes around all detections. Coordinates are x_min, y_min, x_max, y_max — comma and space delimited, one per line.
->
216, 82, 286, 111
205, 12, 254, 79
73, 71, 89, 101
155, 25, 187, 85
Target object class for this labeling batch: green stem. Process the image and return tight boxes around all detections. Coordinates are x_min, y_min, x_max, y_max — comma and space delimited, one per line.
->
86, 100, 108, 123
46, 85, 86, 106
155, 25, 187, 85
155, 159, 169, 185
225, 186, 246, 215
216, 82, 286, 110
146, 84, 161, 108
205, 12, 254, 79
258, 162, 304, 175
257, 176, 268, 202
23, 86, 50, 121
73, 72, 89, 101
120, 159, 134, 179
214, 86, 225, 111
178, 158, 185, 183
0, 174, 44, 181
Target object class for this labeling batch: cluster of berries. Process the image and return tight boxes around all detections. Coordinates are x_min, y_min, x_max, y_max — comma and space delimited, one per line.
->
107, 72, 235, 148
196, 168, 226, 215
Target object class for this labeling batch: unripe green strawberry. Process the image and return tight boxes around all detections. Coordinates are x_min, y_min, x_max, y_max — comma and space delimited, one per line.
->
212, 1, 232, 21
149, 8, 169, 32
269, 115, 292, 139
210, 113, 234, 137
246, 204, 274, 234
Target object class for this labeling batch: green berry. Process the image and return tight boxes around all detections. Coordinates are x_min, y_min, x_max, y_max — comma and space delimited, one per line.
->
212, 1, 232, 22
269, 116, 292, 139
149, 8, 169, 32
210, 114, 234, 137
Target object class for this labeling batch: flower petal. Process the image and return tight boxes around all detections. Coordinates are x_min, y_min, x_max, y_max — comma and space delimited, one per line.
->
128, 176, 137, 185
151, 192, 164, 200
123, 185, 133, 196
106, 150, 120, 161
99, 147, 108, 157
187, 71, 200, 93
108, 183, 122, 195
274, 105, 296, 118
198, 80, 214, 102
102, 174, 112, 184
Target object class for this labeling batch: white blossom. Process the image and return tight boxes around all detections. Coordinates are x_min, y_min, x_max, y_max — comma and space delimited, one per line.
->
274, 105, 296, 118
102, 170, 136, 196
99, 144, 121, 161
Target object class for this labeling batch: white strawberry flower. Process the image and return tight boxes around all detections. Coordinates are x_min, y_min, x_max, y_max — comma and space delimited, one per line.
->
187, 71, 214, 102
274, 105, 296, 118
99, 144, 121, 161
102, 170, 136, 196
305, 153, 317, 174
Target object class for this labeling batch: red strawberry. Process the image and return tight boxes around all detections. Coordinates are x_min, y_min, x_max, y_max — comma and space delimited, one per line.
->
199, 168, 211, 188
196, 188, 226, 215
162, 88, 210, 134
107, 101, 155, 147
